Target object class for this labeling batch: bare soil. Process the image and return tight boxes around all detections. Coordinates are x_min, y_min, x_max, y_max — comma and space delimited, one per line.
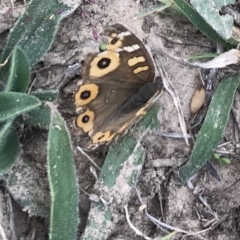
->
1, 0, 240, 239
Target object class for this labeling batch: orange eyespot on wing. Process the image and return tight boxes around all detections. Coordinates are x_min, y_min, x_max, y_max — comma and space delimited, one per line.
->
76, 108, 95, 133
75, 84, 99, 107
89, 51, 120, 78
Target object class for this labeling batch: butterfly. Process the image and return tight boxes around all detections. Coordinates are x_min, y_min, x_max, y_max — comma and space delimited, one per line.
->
74, 24, 163, 149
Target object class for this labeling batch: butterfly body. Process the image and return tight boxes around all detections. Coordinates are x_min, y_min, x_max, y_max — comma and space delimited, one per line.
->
74, 24, 163, 149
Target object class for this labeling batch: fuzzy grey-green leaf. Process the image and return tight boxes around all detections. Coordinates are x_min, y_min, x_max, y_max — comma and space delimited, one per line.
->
25, 91, 59, 129
25, 104, 51, 129
0, 92, 41, 122
48, 107, 79, 240
31, 90, 58, 102
0, 0, 82, 85
0, 121, 21, 176
4, 47, 30, 93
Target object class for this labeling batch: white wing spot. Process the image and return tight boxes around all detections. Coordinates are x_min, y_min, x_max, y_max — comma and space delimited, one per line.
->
115, 48, 123, 52
123, 44, 140, 52
118, 31, 131, 37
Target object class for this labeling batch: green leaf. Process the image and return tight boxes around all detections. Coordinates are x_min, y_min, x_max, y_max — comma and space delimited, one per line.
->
158, 0, 182, 13
179, 74, 239, 184
25, 104, 51, 129
83, 105, 160, 239
4, 47, 30, 93
188, 53, 218, 60
0, 92, 41, 122
47, 105, 79, 240
134, 2, 178, 20
31, 90, 58, 102
25, 91, 59, 129
219, 157, 231, 165
190, 0, 234, 40
100, 136, 141, 188
214, 154, 231, 166
213, 153, 220, 160
0, 121, 21, 176
0, 0, 81, 85
172, 0, 237, 49
100, 105, 159, 188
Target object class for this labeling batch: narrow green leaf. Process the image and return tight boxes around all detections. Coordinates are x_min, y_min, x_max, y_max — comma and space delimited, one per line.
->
179, 74, 239, 184
172, 0, 237, 49
0, 92, 41, 122
31, 90, 59, 102
158, 0, 182, 13
48, 105, 79, 240
190, 0, 234, 40
100, 105, 159, 188
83, 105, 160, 239
4, 47, 30, 93
188, 53, 218, 60
0, 121, 21, 176
1, 0, 78, 66
133, 2, 175, 20
100, 136, 139, 187
0, 0, 81, 84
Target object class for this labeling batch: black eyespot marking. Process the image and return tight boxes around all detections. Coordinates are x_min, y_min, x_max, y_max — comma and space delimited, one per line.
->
98, 134, 105, 141
81, 90, 91, 100
82, 115, 89, 123
97, 58, 111, 69
111, 38, 118, 44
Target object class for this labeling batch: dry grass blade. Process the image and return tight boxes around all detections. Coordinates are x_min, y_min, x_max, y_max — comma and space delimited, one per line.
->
154, 39, 240, 69
150, 38, 189, 145
0, 225, 7, 240
125, 205, 152, 240
77, 146, 101, 171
